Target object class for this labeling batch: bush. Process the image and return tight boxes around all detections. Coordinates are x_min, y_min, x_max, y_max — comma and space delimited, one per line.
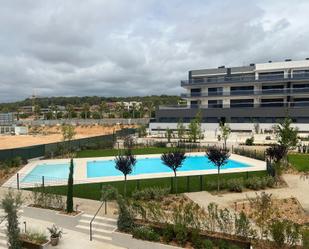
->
132, 187, 170, 201
217, 240, 241, 249
227, 178, 243, 192
245, 177, 263, 190
117, 197, 134, 232
132, 226, 160, 242
21, 229, 48, 245
174, 223, 188, 246
203, 240, 214, 249
153, 141, 167, 148
4, 157, 22, 168
302, 229, 309, 249
162, 223, 174, 243
245, 137, 254, 146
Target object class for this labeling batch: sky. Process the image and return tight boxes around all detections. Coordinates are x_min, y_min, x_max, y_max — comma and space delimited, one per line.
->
1, 0, 309, 103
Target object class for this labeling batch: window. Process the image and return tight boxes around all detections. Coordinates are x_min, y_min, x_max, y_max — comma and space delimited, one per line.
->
230, 86, 254, 95
208, 100, 223, 108
259, 71, 284, 80
190, 88, 201, 97
261, 98, 284, 107
230, 99, 254, 108
208, 87, 223, 96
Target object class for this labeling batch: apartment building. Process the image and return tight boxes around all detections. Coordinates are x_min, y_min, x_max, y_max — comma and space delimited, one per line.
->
150, 59, 309, 133
0, 113, 15, 134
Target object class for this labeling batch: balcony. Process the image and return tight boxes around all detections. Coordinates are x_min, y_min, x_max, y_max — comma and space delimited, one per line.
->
180, 87, 309, 98
159, 101, 309, 110
181, 71, 309, 86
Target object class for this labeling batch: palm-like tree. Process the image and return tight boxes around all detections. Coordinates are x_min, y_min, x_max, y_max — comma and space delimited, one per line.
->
116, 102, 125, 118
66, 104, 74, 119
99, 101, 107, 119
50, 104, 58, 120
145, 102, 154, 118
131, 103, 137, 119
138, 104, 145, 118
115, 151, 136, 197
161, 150, 186, 194
82, 103, 90, 119
206, 147, 230, 194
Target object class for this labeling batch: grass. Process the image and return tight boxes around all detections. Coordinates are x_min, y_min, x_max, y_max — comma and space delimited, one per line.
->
29, 171, 267, 200
76, 147, 171, 158
288, 153, 309, 172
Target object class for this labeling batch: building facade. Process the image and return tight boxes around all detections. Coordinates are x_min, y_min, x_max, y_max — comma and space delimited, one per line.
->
150, 59, 309, 133
0, 113, 15, 134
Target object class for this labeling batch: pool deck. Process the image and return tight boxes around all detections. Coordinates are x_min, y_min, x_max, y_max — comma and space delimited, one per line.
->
3, 153, 266, 188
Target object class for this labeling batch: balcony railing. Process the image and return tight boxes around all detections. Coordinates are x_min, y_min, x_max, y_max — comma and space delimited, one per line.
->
159, 101, 309, 110
181, 71, 309, 86
181, 87, 309, 98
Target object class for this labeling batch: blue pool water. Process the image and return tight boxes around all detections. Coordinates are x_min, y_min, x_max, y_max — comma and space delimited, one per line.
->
87, 156, 250, 178
21, 156, 251, 183
22, 163, 70, 183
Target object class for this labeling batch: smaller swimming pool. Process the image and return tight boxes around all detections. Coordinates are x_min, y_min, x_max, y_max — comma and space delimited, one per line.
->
22, 163, 70, 183
87, 156, 250, 178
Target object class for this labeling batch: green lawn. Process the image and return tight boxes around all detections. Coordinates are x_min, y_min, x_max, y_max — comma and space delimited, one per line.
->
288, 153, 309, 172
29, 171, 267, 200
76, 147, 172, 158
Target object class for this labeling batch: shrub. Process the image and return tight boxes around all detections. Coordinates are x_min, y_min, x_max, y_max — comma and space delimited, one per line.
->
245, 177, 262, 190
132, 226, 160, 242
203, 239, 214, 249
117, 196, 134, 232
162, 223, 174, 243
302, 229, 309, 249
227, 178, 243, 192
245, 137, 254, 146
132, 187, 170, 201
4, 157, 22, 168
174, 223, 188, 246
264, 176, 275, 188
21, 229, 48, 245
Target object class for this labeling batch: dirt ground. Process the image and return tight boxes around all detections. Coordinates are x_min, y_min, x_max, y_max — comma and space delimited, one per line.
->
0, 124, 135, 149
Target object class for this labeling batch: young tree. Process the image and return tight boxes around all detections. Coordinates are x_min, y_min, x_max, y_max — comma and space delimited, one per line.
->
161, 150, 186, 194
1, 190, 23, 249
206, 147, 230, 194
66, 158, 74, 213
61, 124, 76, 155
65, 104, 75, 119
99, 101, 107, 119
274, 117, 299, 158
266, 144, 288, 179
166, 128, 172, 143
101, 185, 118, 214
33, 104, 41, 120
115, 151, 137, 197
137, 125, 147, 138
82, 103, 90, 119
177, 119, 186, 140
219, 122, 231, 149
188, 112, 202, 143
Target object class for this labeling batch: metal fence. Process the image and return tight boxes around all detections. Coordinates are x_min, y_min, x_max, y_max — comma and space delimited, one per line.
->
0, 128, 136, 162
17, 118, 149, 126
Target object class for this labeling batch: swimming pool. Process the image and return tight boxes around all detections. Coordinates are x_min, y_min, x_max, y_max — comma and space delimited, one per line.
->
22, 163, 70, 183
20, 155, 251, 183
87, 156, 250, 178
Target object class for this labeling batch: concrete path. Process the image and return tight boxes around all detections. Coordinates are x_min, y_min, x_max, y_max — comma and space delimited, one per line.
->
185, 174, 309, 213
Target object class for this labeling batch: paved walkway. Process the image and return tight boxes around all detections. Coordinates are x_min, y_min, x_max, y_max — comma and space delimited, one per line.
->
185, 174, 309, 213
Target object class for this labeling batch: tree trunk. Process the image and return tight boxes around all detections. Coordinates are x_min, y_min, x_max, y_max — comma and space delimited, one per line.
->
217, 167, 220, 194
124, 175, 127, 198
174, 171, 177, 195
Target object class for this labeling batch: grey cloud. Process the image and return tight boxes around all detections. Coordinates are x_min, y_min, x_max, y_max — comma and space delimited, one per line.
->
0, 0, 309, 102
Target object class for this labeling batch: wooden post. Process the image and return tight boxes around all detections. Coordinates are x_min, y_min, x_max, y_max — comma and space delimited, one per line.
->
199, 175, 203, 191
170, 177, 174, 193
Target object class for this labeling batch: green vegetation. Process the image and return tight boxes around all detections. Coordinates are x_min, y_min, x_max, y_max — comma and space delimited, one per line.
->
76, 147, 171, 158
30, 171, 267, 200
288, 153, 309, 172
1, 190, 23, 249
66, 158, 74, 213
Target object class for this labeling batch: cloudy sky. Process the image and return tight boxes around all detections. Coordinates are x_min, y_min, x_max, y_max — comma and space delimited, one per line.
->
1, 0, 309, 102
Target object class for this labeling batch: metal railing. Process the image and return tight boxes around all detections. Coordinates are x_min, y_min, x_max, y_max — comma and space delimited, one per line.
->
90, 201, 105, 241
181, 87, 309, 98
181, 71, 309, 86
159, 101, 309, 110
